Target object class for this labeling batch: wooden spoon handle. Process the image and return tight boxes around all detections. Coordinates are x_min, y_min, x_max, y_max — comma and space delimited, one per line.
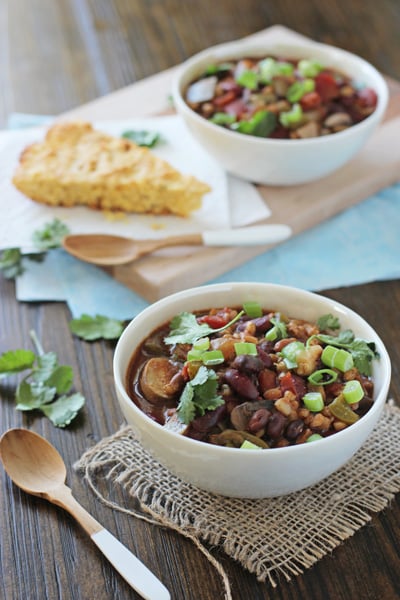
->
49, 486, 170, 600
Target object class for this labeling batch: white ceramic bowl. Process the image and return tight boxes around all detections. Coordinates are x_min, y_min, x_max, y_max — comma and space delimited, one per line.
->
113, 282, 391, 498
172, 39, 388, 185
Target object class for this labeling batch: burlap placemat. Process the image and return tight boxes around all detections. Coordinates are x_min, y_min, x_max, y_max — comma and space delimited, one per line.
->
75, 400, 400, 599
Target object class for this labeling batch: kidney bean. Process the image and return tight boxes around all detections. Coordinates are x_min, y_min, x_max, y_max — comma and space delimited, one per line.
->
258, 368, 277, 394
266, 412, 287, 439
285, 419, 305, 440
248, 408, 271, 434
224, 368, 259, 400
257, 346, 273, 368
252, 315, 272, 333
231, 354, 265, 373
191, 404, 226, 432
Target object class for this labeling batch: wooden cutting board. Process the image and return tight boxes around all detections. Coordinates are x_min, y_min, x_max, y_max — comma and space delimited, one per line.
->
63, 26, 400, 302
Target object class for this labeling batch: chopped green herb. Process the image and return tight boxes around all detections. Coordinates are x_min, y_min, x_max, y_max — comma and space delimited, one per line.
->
121, 130, 161, 147
69, 314, 124, 341
279, 103, 303, 127
235, 69, 259, 90
308, 368, 338, 386
231, 110, 277, 137
210, 112, 237, 126
204, 62, 234, 75
32, 218, 70, 250
234, 342, 258, 356
243, 301, 262, 318
317, 313, 340, 331
298, 59, 323, 78
164, 310, 244, 345
177, 365, 224, 424
343, 379, 364, 404
286, 79, 315, 103
0, 330, 85, 427
0, 248, 25, 279
302, 392, 324, 412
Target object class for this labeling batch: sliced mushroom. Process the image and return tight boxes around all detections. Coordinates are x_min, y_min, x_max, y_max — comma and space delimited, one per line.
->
294, 121, 320, 138
140, 357, 183, 405
230, 399, 273, 430
323, 112, 352, 128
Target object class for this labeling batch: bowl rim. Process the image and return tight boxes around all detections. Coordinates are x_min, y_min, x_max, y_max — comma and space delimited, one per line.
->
113, 282, 391, 457
171, 37, 389, 147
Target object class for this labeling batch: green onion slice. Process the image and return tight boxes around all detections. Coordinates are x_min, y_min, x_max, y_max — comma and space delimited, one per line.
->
243, 301, 263, 318
343, 380, 364, 404
321, 345, 354, 372
236, 69, 259, 90
265, 316, 287, 341
279, 102, 303, 127
281, 341, 305, 368
308, 368, 338, 386
187, 349, 203, 362
297, 59, 323, 78
210, 112, 237, 125
201, 350, 225, 366
234, 342, 258, 356
302, 392, 324, 412
306, 433, 324, 443
286, 79, 315, 103
193, 337, 210, 351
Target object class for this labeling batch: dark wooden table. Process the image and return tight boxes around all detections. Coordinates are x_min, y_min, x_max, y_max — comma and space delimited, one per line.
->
1, 2, 400, 599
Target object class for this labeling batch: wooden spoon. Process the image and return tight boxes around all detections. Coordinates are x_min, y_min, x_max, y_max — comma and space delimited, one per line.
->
62, 224, 292, 266
0, 428, 170, 600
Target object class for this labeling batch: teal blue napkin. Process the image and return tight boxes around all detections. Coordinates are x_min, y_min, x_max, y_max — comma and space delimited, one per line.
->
10, 113, 400, 320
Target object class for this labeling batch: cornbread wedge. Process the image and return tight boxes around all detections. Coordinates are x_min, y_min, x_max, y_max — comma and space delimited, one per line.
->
12, 121, 211, 217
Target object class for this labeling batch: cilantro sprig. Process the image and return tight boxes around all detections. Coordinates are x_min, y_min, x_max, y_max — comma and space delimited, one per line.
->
69, 314, 124, 341
0, 219, 70, 280
121, 130, 161, 148
316, 329, 379, 376
0, 330, 85, 427
177, 366, 224, 424
164, 310, 244, 346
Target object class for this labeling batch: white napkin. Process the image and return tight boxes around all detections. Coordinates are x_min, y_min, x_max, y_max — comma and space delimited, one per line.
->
0, 116, 270, 252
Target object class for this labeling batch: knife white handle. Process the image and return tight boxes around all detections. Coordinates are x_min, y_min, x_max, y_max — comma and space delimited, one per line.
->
91, 529, 170, 600
201, 224, 292, 246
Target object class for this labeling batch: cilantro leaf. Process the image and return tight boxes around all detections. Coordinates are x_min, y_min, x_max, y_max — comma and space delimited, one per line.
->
16, 380, 57, 410
177, 366, 224, 424
44, 365, 74, 394
0, 349, 36, 378
121, 130, 161, 148
69, 314, 124, 341
317, 313, 340, 331
32, 351, 59, 383
164, 310, 244, 345
31, 218, 70, 250
0, 248, 25, 279
40, 392, 85, 427
316, 329, 379, 376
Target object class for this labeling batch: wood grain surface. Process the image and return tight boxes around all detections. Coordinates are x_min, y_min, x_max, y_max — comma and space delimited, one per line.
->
1, 3, 400, 600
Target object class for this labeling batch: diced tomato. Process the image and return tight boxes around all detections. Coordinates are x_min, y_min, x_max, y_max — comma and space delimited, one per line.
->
356, 87, 378, 108
280, 372, 307, 401
197, 314, 229, 328
300, 91, 322, 110
315, 72, 340, 102
213, 90, 238, 107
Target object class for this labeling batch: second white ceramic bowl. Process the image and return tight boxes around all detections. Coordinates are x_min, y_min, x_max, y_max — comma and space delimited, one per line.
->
172, 38, 388, 185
